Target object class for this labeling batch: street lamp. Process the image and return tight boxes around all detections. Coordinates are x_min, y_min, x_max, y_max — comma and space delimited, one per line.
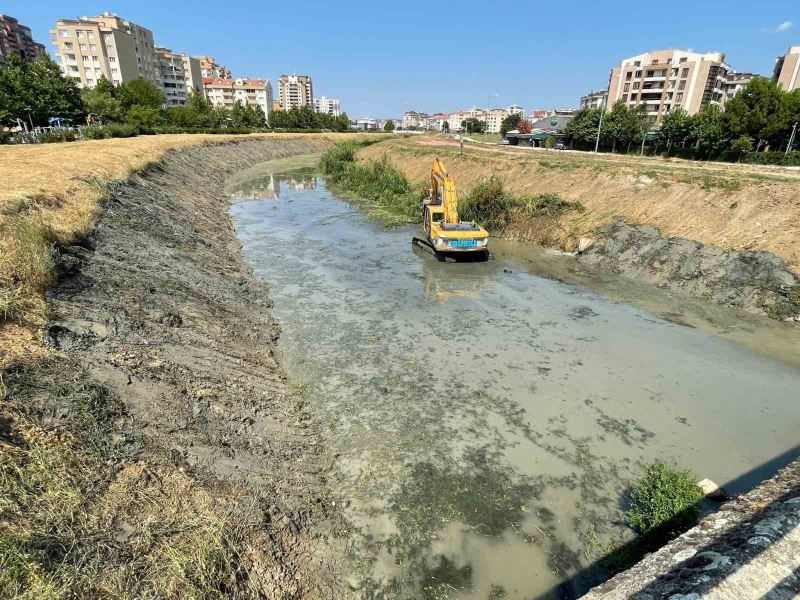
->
785, 121, 798, 161
594, 97, 606, 153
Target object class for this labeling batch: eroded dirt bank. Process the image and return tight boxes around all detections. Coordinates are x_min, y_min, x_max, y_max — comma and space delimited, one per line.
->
358, 138, 800, 320
5, 138, 344, 597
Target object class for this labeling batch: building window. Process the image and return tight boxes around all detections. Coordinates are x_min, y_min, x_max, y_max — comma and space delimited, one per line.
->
77, 31, 85, 39
89, 44, 96, 51
633, 82, 640, 90
634, 60, 641, 67
66, 53, 76, 60
681, 68, 689, 78
59, 29, 70, 37
64, 42, 73, 49
624, 83, 630, 92
679, 57, 687, 63
630, 93, 638, 101
87, 79, 94, 85
109, 56, 116, 63
652, 59, 658, 65
676, 92, 684, 102
87, 31, 94, 39
679, 80, 686, 90
106, 45, 114, 53
635, 70, 642, 78
82, 56, 90, 62
621, 95, 628, 102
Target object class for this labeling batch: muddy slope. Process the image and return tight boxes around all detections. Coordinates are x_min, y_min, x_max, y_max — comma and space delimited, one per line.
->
43, 138, 341, 596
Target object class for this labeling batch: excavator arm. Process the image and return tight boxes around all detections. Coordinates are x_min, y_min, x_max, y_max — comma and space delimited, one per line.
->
431, 158, 460, 225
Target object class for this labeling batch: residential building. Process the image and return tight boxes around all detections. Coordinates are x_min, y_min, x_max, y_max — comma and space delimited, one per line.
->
314, 95, 341, 117
484, 108, 510, 134
1, 14, 46, 65
723, 72, 756, 101
352, 118, 379, 131
402, 110, 429, 129
203, 77, 273, 116
607, 49, 730, 119
156, 47, 202, 106
529, 109, 554, 120
195, 55, 231, 79
580, 90, 607, 109
773, 46, 800, 92
278, 74, 313, 110
424, 112, 449, 130
508, 104, 524, 116
51, 12, 158, 88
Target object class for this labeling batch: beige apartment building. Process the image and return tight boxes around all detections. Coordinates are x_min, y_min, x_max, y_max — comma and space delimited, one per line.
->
773, 46, 800, 92
1, 14, 46, 65
580, 90, 607, 109
155, 47, 202, 106
607, 49, 729, 119
51, 12, 158, 88
195, 55, 231, 79
278, 74, 313, 110
203, 77, 273, 116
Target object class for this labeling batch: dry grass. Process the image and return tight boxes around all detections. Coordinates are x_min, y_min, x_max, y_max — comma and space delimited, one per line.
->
0, 132, 372, 368
360, 137, 800, 271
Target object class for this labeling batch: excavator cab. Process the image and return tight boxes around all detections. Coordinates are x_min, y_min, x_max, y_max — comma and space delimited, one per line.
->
415, 158, 489, 258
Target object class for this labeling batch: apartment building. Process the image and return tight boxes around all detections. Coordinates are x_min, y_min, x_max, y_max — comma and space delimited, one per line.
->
484, 108, 510, 134
723, 72, 756, 100
203, 77, 273, 116
508, 104, 524, 116
607, 49, 729, 119
155, 47, 202, 106
580, 90, 607, 109
314, 95, 341, 117
51, 13, 158, 88
278, 74, 313, 110
1, 14, 46, 65
194, 55, 231, 79
773, 46, 800, 92
402, 111, 429, 129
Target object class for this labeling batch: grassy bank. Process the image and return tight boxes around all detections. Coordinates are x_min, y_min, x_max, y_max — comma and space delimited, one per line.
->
320, 142, 583, 231
358, 137, 800, 273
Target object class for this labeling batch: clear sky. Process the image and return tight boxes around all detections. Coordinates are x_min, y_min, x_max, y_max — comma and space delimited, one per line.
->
5, 0, 798, 118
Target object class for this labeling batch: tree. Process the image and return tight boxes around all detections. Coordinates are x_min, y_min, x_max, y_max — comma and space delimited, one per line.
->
725, 77, 789, 150
383, 119, 395, 132
516, 119, 532, 134
118, 78, 165, 111
126, 105, 163, 131
657, 108, 692, 151
691, 104, 727, 156
81, 77, 123, 123
730, 135, 754, 161
604, 102, 646, 152
500, 113, 521, 136
0, 55, 84, 127
564, 107, 603, 148
461, 117, 485, 134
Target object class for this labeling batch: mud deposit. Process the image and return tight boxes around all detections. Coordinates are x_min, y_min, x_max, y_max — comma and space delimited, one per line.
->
230, 167, 800, 599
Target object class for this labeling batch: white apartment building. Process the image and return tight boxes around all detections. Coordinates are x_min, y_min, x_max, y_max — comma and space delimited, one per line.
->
580, 90, 607, 109
203, 77, 273, 116
314, 95, 341, 117
156, 47, 202, 106
607, 49, 730, 119
507, 104, 524, 116
402, 111, 429, 129
51, 12, 159, 88
723, 72, 755, 101
279, 74, 313, 110
484, 108, 510, 134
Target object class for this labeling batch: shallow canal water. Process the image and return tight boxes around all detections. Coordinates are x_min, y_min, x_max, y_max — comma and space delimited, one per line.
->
228, 164, 800, 599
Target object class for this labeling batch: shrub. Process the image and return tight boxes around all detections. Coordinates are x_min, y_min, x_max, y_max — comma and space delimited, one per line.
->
104, 124, 138, 138
459, 175, 519, 230
81, 125, 108, 140
626, 461, 702, 534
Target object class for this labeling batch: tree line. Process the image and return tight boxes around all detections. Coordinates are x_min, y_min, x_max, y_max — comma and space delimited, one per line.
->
0, 55, 351, 134
565, 77, 800, 159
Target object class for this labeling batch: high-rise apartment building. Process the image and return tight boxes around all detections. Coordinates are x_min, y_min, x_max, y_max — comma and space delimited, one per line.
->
278, 74, 313, 110
314, 95, 341, 117
723, 72, 756, 101
483, 108, 509, 134
155, 47, 202, 106
1, 14, 46, 65
203, 77, 273, 116
773, 46, 800, 92
580, 90, 608, 109
194, 55, 231, 79
607, 49, 729, 119
51, 12, 158, 88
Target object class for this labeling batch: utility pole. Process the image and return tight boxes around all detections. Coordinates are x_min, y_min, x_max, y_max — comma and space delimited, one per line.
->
785, 121, 798, 160
594, 98, 606, 153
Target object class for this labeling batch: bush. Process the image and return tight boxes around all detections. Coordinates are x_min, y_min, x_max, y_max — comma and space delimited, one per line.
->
740, 150, 800, 166
626, 461, 702, 534
459, 175, 519, 230
104, 124, 138, 138
81, 125, 108, 140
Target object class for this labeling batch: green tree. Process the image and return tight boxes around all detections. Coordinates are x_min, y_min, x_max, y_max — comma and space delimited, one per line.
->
657, 108, 692, 151
499, 113, 521, 136
724, 77, 789, 150
461, 117, 485, 134
730, 135, 754, 161
691, 104, 727, 156
0, 55, 84, 127
81, 77, 124, 123
118, 78, 165, 111
126, 105, 163, 131
383, 119, 395, 132
604, 102, 646, 152
564, 107, 603, 148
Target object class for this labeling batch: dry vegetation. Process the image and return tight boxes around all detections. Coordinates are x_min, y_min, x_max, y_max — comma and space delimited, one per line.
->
361, 137, 800, 272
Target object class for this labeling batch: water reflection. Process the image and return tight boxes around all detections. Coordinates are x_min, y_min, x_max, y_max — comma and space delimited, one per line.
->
229, 167, 800, 599
229, 170, 318, 202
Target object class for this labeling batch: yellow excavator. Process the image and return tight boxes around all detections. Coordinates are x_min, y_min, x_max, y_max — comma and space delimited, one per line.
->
412, 158, 489, 259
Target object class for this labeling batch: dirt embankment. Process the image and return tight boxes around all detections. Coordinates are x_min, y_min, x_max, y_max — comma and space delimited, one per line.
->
359, 138, 800, 319
2, 138, 345, 598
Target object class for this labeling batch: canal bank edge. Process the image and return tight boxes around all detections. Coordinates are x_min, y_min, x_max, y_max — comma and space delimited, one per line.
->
6, 138, 347, 597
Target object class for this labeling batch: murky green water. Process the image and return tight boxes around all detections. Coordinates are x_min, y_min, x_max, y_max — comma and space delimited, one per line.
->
228, 164, 800, 599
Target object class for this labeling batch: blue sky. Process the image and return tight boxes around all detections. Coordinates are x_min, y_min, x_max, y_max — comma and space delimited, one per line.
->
6, 0, 798, 117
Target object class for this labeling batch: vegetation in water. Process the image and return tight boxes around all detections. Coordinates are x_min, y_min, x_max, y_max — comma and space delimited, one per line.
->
626, 460, 702, 534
